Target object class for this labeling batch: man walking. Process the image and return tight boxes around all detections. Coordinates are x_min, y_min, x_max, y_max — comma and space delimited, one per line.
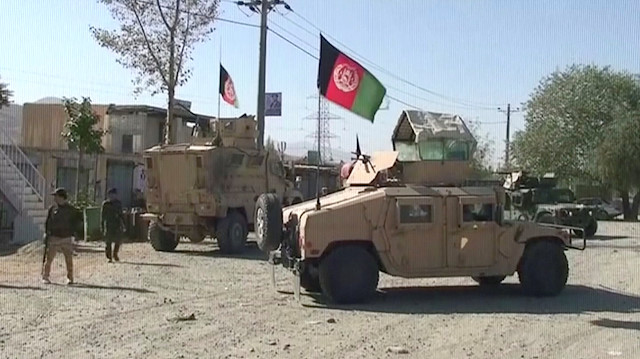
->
42, 188, 82, 285
101, 188, 125, 262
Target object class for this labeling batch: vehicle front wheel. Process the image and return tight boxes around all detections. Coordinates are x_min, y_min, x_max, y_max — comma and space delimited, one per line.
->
319, 245, 379, 304
216, 211, 248, 254
472, 275, 506, 286
148, 221, 179, 252
518, 240, 568, 296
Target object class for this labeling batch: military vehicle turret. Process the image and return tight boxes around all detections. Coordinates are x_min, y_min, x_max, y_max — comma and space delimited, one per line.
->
255, 110, 586, 304
142, 114, 303, 254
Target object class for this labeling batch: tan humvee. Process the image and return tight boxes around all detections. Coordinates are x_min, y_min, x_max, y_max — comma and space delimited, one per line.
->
142, 115, 303, 254
255, 110, 585, 304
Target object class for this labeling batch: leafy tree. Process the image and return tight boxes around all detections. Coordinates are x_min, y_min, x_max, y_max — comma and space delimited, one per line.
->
0, 76, 12, 109
512, 64, 640, 219
62, 97, 107, 197
596, 113, 640, 220
467, 120, 495, 179
91, 0, 220, 145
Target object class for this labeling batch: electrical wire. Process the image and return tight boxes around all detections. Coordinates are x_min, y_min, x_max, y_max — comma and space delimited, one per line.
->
283, 9, 504, 109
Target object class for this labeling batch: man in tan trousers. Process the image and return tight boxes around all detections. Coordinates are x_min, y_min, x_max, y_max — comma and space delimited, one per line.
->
42, 188, 82, 285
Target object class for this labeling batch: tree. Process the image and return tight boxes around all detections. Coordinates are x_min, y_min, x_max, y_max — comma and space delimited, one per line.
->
467, 120, 495, 179
512, 64, 640, 219
62, 97, 107, 197
0, 76, 12, 109
91, 0, 220, 144
596, 113, 640, 220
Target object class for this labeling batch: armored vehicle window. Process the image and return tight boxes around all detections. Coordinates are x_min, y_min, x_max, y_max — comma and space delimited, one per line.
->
269, 160, 284, 177
418, 139, 470, 161
395, 141, 420, 161
418, 140, 444, 160
399, 204, 433, 223
227, 153, 245, 167
248, 155, 264, 167
462, 203, 494, 222
145, 157, 153, 169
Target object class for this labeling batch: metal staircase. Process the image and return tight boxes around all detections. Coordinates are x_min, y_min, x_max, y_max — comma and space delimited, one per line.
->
0, 127, 47, 244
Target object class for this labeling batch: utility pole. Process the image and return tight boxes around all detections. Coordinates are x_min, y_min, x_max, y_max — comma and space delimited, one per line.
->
498, 103, 520, 170
237, 0, 291, 149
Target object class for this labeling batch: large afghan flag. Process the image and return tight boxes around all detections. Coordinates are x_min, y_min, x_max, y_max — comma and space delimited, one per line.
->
219, 64, 239, 108
317, 35, 386, 122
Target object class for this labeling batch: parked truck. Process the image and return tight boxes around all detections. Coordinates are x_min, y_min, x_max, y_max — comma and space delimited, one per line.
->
142, 114, 303, 254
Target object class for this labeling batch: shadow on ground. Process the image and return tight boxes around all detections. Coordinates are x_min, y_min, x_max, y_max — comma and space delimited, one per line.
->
589, 235, 629, 241
120, 261, 183, 268
174, 242, 267, 261
590, 318, 640, 331
0, 284, 45, 291
302, 284, 640, 315
60, 283, 155, 294
0, 244, 21, 257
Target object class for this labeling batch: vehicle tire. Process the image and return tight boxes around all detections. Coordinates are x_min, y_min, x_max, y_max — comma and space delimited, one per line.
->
216, 211, 248, 254
148, 221, 179, 252
300, 268, 322, 293
573, 217, 598, 238
319, 245, 379, 304
472, 275, 506, 286
518, 240, 568, 296
255, 194, 283, 252
188, 228, 206, 243
594, 209, 609, 221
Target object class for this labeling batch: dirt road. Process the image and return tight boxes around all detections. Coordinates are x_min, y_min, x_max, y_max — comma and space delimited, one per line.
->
1, 221, 639, 359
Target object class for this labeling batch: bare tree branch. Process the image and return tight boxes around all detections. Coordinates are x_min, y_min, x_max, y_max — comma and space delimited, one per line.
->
155, 0, 172, 30
130, 2, 170, 87
175, 11, 191, 86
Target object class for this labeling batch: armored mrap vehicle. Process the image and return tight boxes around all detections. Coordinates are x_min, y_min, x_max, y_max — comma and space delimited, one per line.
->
504, 172, 598, 238
142, 115, 303, 254
255, 110, 586, 304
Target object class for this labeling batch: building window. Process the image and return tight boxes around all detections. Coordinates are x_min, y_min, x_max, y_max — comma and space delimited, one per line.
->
462, 203, 494, 222
122, 134, 133, 153
399, 204, 432, 224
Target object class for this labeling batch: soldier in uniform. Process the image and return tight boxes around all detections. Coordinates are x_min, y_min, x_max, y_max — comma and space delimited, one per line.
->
42, 188, 82, 285
101, 188, 125, 262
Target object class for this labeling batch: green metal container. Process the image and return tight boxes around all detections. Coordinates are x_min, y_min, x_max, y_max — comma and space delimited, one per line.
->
83, 207, 102, 241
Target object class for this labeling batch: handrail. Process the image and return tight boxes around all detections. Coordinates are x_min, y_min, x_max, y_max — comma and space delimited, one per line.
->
0, 125, 46, 206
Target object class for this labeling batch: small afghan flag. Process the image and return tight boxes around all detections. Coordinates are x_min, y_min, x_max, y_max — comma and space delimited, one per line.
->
317, 35, 386, 122
219, 64, 239, 108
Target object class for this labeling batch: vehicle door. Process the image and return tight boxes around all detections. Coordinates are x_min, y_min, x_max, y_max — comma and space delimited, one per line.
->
386, 196, 445, 273
446, 195, 498, 268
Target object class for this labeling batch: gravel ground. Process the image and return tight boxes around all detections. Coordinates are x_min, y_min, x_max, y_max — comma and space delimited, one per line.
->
1, 221, 639, 359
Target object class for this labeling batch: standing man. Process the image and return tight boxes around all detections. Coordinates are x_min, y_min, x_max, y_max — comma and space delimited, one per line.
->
101, 188, 125, 262
42, 188, 82, 285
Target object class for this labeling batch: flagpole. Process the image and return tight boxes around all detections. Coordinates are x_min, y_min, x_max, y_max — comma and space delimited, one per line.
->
217, 40, 222, 120
315, 91, 322, 210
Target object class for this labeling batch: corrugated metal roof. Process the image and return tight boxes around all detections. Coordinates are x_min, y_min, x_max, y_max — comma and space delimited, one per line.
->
106, 104, 214, 121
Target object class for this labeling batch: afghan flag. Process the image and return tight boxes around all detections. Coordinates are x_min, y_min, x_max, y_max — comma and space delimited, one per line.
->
317, 35, 386, 122
219, 64, 239, 108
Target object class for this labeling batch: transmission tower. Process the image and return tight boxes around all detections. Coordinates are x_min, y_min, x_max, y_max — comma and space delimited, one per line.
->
304, 94, 341, 164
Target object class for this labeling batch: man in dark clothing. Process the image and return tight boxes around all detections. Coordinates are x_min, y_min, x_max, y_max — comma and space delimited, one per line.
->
42, 188, 82, 285
101, 188, 125, 262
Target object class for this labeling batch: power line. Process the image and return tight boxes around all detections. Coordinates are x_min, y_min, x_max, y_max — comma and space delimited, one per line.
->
267, 20, 318, 53
135, 0, 260, 28
282, 9, 503, 110
268, 27, 318, 60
